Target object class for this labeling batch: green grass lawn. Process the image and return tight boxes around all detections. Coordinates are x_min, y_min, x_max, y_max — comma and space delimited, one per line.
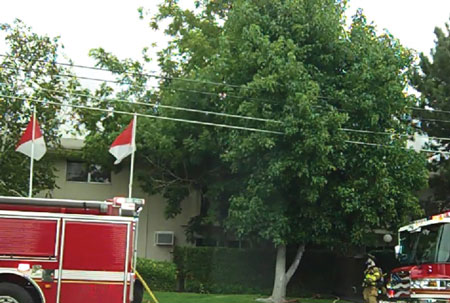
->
146, 292, 264, 303
144, 292, 349, 303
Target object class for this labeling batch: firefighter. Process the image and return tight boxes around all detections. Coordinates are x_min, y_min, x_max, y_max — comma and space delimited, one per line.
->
362, 254, 382, 303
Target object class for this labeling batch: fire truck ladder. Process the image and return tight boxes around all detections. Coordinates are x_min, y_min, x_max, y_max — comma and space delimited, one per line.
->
0, 196, 110, 213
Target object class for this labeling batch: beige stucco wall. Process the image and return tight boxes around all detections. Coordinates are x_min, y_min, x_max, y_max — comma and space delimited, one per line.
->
41, 158, 200, 261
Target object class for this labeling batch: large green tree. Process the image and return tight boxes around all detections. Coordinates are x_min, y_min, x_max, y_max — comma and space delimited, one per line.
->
413, 21, 450, 212
81, 1, 428, 302
150, 2, 428, 302
0, 20, 80, 196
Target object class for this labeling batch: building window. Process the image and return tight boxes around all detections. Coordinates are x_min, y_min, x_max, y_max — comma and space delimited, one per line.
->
66, 161, 111, 183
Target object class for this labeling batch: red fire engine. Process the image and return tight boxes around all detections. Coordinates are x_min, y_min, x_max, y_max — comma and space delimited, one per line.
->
386, 211, 450, 303
0, 195, 144, 303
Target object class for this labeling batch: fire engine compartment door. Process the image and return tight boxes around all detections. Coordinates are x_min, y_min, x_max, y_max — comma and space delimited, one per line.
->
0, 216, 58, 258
57, 219, 132, 303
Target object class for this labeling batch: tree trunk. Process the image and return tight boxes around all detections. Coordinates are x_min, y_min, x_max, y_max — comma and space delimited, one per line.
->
256, 244, 305, 303
271, 244, 287, 302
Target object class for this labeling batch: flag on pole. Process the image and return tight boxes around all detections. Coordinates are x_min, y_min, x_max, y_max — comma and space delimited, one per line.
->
15, 117, 47, 161
109, 118, 136, 165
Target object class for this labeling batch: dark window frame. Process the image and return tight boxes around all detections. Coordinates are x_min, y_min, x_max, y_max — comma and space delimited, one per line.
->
66, 160, 111, 184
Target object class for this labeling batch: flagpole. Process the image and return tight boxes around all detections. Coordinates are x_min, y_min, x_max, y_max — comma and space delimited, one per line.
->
28, 107, 36, 198
128, 114, 137, 198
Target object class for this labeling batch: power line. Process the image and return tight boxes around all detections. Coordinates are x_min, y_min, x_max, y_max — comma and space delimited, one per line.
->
0, 93, 284, 135
6, 53, 449, 116
5, 79, 450, 143
345, 140, 450, 156
6, 61, 450, 125
409, 107, 450, 124
4, 58, 450, 142
10, 61, 436, 117
409, 106, 450, 115
5, 53, 450, 121
0, 81, 282, 124
3, 93, 449, 155
15, 53, 450, 116
0, 53, 250, 90
417, 117, 450, 124
340, 128, 450, 142
0, 64, 276, 104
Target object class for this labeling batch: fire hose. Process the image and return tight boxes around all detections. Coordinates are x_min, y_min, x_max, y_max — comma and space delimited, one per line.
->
135, 269, 160, 303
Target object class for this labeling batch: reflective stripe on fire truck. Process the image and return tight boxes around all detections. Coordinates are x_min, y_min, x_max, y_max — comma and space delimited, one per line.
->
2, 267, 131, 282
394, 290, 410, 297
412, 293, 450, 299
55, 270, 130, 282
391, 282, 410, 290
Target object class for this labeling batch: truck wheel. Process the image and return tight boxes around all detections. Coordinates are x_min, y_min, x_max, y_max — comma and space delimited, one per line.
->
132, 280, 143, 303
0, 282, 34, 303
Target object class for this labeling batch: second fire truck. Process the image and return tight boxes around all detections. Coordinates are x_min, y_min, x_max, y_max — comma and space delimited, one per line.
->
386, 211, 450, 302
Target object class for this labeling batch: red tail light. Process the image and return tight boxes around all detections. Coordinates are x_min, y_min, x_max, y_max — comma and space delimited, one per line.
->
387, 289, 395, 298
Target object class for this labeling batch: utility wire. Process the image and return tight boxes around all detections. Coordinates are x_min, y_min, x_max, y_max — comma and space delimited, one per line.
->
4, 53, 450, 121
340, 128, 450, 142
0, 53, 249, 90
0, 82, 282, 124
6, 62, 450, 126
2, 93, 449, 155
345, 140, 450, 155
409, 106, 450, 115
0, 93, 284, 135
4, 58, 450, 142
417, 118, 450, 124
4, 79, 450, 143
13, 53, 446, 114
0, 64, 276, 104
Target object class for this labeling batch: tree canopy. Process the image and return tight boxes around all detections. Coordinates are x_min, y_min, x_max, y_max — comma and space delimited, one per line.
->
131, 0, 428, 247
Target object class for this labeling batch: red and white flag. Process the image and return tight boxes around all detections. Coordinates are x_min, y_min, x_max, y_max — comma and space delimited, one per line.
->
109, 118, 136, 165
15, 117, 47, 161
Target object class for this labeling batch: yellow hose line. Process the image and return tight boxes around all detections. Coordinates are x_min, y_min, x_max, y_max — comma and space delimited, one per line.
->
135, 269, 160, 303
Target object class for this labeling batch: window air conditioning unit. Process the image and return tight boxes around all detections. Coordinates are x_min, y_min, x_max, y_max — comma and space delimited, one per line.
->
155, 231, 174, 246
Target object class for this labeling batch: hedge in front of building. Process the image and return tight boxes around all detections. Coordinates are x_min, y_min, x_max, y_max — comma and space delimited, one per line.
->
136, 258, 177, 291
173, 246, 276, 294
170, 246, 400, 296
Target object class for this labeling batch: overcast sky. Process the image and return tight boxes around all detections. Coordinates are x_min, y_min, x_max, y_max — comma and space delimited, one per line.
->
1, 0, 449, 72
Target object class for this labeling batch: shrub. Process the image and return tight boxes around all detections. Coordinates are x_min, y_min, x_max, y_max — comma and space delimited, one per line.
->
173, 246, 275, 294
136, 258, 177, 292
